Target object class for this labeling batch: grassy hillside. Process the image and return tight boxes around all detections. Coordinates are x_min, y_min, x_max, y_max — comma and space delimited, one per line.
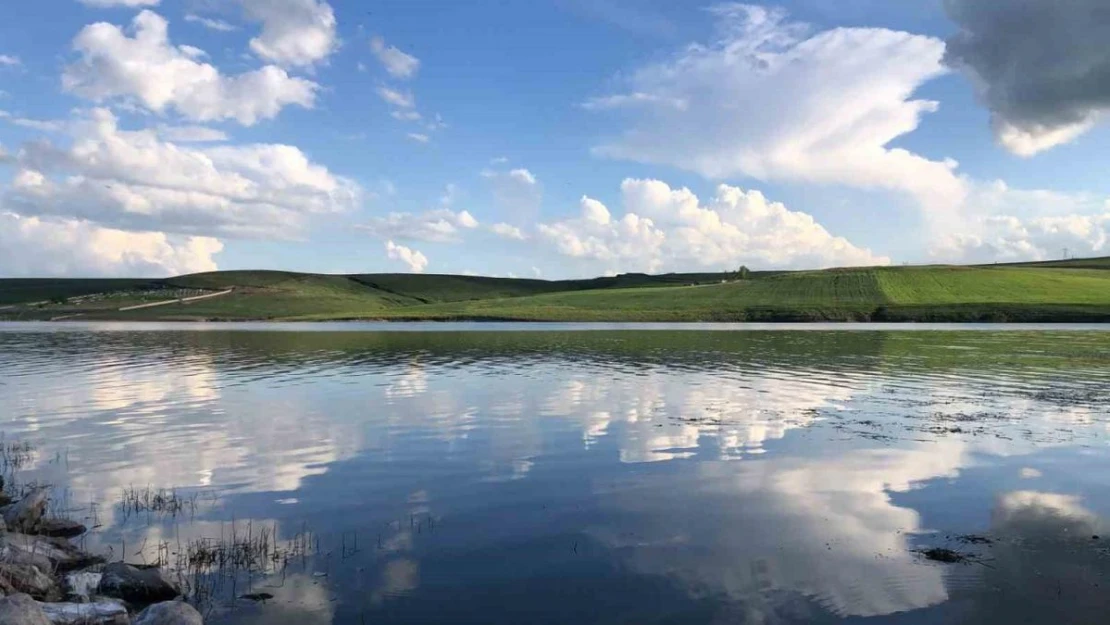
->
125, 271, 418, 320
347, 271, 739, 303
0, 269, 742, 320
348, 274, 566, 303
3, 258, 1110, 322
989, 256, 1110, 270
358, 266, 1110, 322
361, 270, 884, 322
0, 278, 155, 305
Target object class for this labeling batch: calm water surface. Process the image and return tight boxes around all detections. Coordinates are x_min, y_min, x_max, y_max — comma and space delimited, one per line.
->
2, 323, 1110, 624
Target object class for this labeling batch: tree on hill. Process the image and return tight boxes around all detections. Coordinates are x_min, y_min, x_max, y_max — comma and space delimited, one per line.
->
734, 265, 751, 280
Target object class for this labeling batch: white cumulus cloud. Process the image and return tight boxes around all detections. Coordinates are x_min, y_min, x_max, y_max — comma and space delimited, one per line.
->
0, 111, 64, 132
929, 180, 1110, 263
406, 132, 429, 144
370, 36, 420, 79
391, 110, 421, 122
538, 178, 888, 273
581, 92, 687, 111
932, 214, 1110, 264
385, 240, 428, 273
155, 124, 229, 143
63, 11, 317, 125
490, 222, 526, 240
0, 55, 21, 67
360, 209, 479, 243
239, 0, 338, 68
587, 5, 964, 216
7, 108, 359, 239
0, 211, 221, 277
185, 14, 238, 33
377, 86, 415, 109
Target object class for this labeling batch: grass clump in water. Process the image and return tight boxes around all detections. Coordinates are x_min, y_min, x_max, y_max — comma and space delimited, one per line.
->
119, 485, 199, 519
1, 439, 35, 472
917, 547, 969, 563
169, 520, 315, 609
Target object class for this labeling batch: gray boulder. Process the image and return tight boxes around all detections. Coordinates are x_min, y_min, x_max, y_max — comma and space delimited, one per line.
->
98, 563, 180, 604
0, 575, 15, 596
0, 542, 53, 573
0, 563, 60, 601
133, 601, 202, 625
38, 600, 130, 625
1, 533, 103, 571
36, 519, 87, 539
4, 488, 49, 532
0, 593, 51, 625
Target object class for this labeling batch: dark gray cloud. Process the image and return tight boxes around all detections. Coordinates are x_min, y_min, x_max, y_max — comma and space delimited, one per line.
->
943, 0, 1110, 155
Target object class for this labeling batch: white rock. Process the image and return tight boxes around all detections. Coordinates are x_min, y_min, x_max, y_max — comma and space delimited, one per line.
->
39, 600, 130, 625
64, 571, 102, 602
1, 533, 102, 571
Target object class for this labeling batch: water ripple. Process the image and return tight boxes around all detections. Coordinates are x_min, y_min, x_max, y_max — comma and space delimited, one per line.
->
3, 324, 1110, 624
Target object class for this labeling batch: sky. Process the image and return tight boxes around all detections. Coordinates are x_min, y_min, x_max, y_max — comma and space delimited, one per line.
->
1, 0, 1110, 278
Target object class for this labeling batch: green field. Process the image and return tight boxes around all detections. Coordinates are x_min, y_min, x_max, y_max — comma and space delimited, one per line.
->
3, 260, 1110, 322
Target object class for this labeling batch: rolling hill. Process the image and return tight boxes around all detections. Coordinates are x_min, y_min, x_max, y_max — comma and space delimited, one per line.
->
2, 259, 1110, 322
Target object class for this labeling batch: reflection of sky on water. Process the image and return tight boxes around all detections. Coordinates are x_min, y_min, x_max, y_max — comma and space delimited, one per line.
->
1, 327, 1110, 624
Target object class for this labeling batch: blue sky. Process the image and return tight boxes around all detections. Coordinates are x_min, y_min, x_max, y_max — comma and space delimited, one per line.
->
2, 0, 1109, 277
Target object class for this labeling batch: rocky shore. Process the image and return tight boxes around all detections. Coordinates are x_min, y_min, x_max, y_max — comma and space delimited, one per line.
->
0, 486, 203, 625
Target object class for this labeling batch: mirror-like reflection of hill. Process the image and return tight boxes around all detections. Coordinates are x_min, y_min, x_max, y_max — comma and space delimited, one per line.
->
1, 325, 1109, 624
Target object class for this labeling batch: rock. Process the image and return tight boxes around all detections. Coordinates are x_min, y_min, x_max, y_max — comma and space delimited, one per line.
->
4, 488, 49, 533
64, 571, 102, 602
0, 563, 61, 601
0, 543, 53, 573
38, 600, 130, 625
35, 520, 87, 539
0, 593, 51, 625
0, 533, 104, 571
133, 601, 202, 625
0, 492, 12, 507
97, 563, 179, 604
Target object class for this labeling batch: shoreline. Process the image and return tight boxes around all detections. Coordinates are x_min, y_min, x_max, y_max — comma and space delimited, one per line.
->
5, 264, 1110, 325
6, 308, 1110, 324
4, 316, 1110, 327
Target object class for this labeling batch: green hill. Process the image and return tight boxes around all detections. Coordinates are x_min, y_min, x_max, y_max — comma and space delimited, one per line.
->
3, 258, 1110, 322
366, 265, 1110, 322
0, 278, 155, 305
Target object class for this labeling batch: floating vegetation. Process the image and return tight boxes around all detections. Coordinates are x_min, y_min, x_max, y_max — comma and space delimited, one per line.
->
168, 520, 315, 609
916, 547, 970, 564
0, 439, 43, 508
0, 438, 35, 472
118, 485, 200, 519
955, 534, 993, 545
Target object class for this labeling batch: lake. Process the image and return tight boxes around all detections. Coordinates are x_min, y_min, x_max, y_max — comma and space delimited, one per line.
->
2, 322, 1110, 624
